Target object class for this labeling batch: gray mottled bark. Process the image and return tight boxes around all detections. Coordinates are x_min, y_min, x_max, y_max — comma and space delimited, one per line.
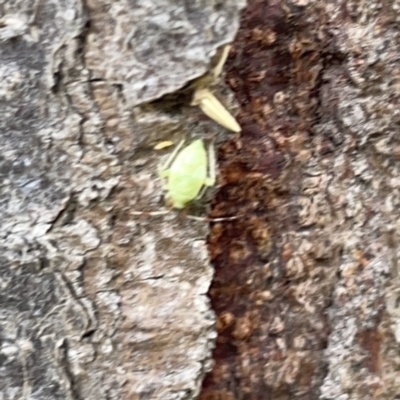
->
318, 1, 400, 398
0, 1, 244, 399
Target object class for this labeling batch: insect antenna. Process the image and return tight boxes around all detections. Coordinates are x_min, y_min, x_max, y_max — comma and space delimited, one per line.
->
186, 214, 242, 223
131, 210, 171, 217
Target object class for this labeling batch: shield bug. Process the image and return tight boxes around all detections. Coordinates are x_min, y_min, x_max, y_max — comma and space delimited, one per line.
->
158, 139, 215, 209
132, 139, 214, 214
132, 139, 239, 221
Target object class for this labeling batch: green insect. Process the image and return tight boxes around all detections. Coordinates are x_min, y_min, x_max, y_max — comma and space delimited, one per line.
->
132, 139, 214, 213
133, 139, 238, 221
132, 45, 241, 220
159, 139, 215, 209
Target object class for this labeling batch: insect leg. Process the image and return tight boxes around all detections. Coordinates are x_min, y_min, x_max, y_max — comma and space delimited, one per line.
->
212, 45, 231, 79
193, 141, 216, 200
194, 185, 208, 201
187, 214, 241, 222
205, 141, 216, 187
131, 209, 170, 217
154, 140, 174, 150
158, 139, 185, 176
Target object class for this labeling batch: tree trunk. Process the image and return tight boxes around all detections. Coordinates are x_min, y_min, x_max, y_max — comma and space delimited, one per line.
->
3, 0, 400, 399
201, 1, 400, 399
0, 1, 244, 399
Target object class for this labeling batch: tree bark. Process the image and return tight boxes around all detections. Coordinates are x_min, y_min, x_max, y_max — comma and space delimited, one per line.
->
0, 1, 244, 399
4, 0, 400, 399
201, 1, 400, 399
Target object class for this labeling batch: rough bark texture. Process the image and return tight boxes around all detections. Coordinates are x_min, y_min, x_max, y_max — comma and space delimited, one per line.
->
0, 1, 244, 399
4, 0, 400, 399
200, 1, 400, 400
